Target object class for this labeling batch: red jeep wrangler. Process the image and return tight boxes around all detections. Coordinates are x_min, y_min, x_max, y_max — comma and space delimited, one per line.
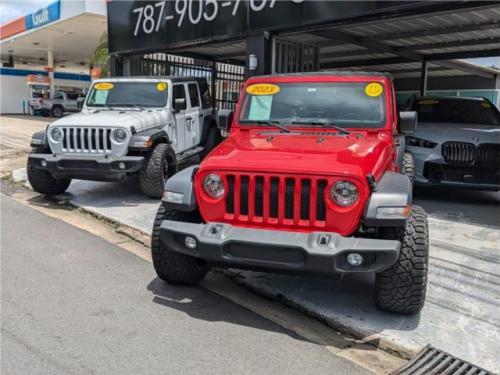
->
152, 72, 429, 314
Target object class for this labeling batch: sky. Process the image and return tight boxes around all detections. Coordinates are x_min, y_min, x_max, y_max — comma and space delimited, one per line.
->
1, 0, 498, 69
0, 0, 52, 24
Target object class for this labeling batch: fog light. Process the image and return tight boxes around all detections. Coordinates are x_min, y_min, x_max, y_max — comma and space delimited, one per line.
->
40, 160, 47, 167
185, 236, 197, 249
347, 253, 363, 266
118, 162, 126, 170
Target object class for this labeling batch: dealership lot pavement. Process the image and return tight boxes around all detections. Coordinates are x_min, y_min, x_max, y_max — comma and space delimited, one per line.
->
12, 168, 500, 373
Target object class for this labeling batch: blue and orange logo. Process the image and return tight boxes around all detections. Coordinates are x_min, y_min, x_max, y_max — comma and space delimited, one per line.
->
0, 1, 60, 41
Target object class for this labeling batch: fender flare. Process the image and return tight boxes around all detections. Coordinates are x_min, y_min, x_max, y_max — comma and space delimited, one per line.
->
161, 165, 199, 212
201, 115, 218, 144
129, 128, 170, 150
363, 171, 412, 227
30, 128, 50, 149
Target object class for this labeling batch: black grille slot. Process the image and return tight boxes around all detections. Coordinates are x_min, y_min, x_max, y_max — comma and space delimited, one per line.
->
98, 129, 104, 150
83, 129, 89, 149
240, 176, 249, 215
300, 180, 311, 220
254, 177, 264, 216
69, 128, 75, 149
91, 129, 97, 150
285, 179, 294, 219
442, 142, 475, 164
106, 129, 112, 150
270, 177, 279, 218
62, 128, 68, 148
226, 175, 235, 214
316, 180, 327, 221
76, 128, 82, 150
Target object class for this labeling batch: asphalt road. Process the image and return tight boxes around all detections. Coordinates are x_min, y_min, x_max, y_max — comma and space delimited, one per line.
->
0, 195, 368, 375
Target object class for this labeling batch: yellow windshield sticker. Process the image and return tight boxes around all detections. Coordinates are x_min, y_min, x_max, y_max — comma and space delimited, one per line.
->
418, 99, 439, 105
246, 83, 280, 96
156, 82, 167, 92
94, 82, 114, 90
365, 82, 383, 97
481, 102, 492, 109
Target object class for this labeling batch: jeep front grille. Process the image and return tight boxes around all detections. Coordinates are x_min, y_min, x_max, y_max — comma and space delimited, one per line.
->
61, 127, 112, 154
224, 173, 328, 227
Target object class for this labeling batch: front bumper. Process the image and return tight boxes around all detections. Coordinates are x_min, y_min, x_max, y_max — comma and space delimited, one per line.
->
160, 221, 401, 276
28, 153, 144, 182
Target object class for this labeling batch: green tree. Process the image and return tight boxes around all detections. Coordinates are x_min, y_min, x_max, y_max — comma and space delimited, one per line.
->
90, 32, 109, 78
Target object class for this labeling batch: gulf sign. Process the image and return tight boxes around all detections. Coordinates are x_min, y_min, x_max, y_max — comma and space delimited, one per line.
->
0, 1, 60, 40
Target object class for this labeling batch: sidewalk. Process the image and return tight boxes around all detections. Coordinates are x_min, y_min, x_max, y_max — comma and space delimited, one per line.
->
12, 171, 500, 373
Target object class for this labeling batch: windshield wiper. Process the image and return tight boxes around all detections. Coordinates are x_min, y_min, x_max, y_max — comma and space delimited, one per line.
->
291, 120, 350, 135
240, 120, 291, 133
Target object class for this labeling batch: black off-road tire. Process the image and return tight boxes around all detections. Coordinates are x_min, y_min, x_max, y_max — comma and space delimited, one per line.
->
402, 152, 415, 185
51, 105, 63, 118
375, 205, 429, 314
27, 148, 71, 195
139, 143, 177, 199
151, 205, 208, 285
199, 125, 221, 160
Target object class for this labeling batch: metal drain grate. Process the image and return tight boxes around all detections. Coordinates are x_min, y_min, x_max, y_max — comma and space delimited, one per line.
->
391, 345, 494, 375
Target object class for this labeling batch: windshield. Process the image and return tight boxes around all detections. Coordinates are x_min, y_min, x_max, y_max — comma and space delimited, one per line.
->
86, 81, 168, 108
413, 99, 500, 126
239, 82, 387, 128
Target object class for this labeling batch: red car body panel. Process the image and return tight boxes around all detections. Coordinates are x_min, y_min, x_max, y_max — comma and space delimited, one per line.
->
195, 74, 399, 236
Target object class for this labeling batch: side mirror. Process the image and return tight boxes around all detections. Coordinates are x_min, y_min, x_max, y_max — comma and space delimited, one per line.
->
174, 98, 186, 112
218, 110, 234, 132
398, 111, 418, 135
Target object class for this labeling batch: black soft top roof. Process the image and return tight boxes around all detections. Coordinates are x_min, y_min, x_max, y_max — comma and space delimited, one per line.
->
253, 71, 393, 79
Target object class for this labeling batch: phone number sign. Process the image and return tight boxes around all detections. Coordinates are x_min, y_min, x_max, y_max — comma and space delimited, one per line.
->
107, 0, 416, 54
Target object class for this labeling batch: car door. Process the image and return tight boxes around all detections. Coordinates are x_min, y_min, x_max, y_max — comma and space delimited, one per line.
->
187, 82, 202, 147
65, 93, 79, 112
171, 84, 188, 153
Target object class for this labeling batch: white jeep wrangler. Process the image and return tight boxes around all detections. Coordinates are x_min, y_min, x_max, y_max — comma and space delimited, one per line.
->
27, 77, 221, 198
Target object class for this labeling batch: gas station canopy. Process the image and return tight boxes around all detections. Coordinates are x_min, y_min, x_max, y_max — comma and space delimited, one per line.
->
0, 0, 106, 71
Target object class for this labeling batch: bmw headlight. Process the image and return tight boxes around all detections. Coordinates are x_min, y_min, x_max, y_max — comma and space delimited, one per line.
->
50, 127, 63, 142
112, 128, 127, 143
331, 181, 358, 207
203, 173, 225, 199
405, 136, 437, 148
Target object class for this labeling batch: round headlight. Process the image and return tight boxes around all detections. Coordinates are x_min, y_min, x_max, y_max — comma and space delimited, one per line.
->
331, 181, 359, 207
50, 127, 63, 142
112, 128, 127, 143
203, 173, 225, 199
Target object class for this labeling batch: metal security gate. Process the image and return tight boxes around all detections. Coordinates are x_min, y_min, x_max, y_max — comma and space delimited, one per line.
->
273, 38, 320, 74
123, 53, 245, 111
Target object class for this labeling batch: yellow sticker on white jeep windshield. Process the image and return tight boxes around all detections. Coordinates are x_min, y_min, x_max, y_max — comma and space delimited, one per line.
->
156, 82, 167, 91
94, 82, 114, 90
481, 102, 492, 109
365, 82, 383, 97
246, 83, 280, 96
418, 99, 439, 105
